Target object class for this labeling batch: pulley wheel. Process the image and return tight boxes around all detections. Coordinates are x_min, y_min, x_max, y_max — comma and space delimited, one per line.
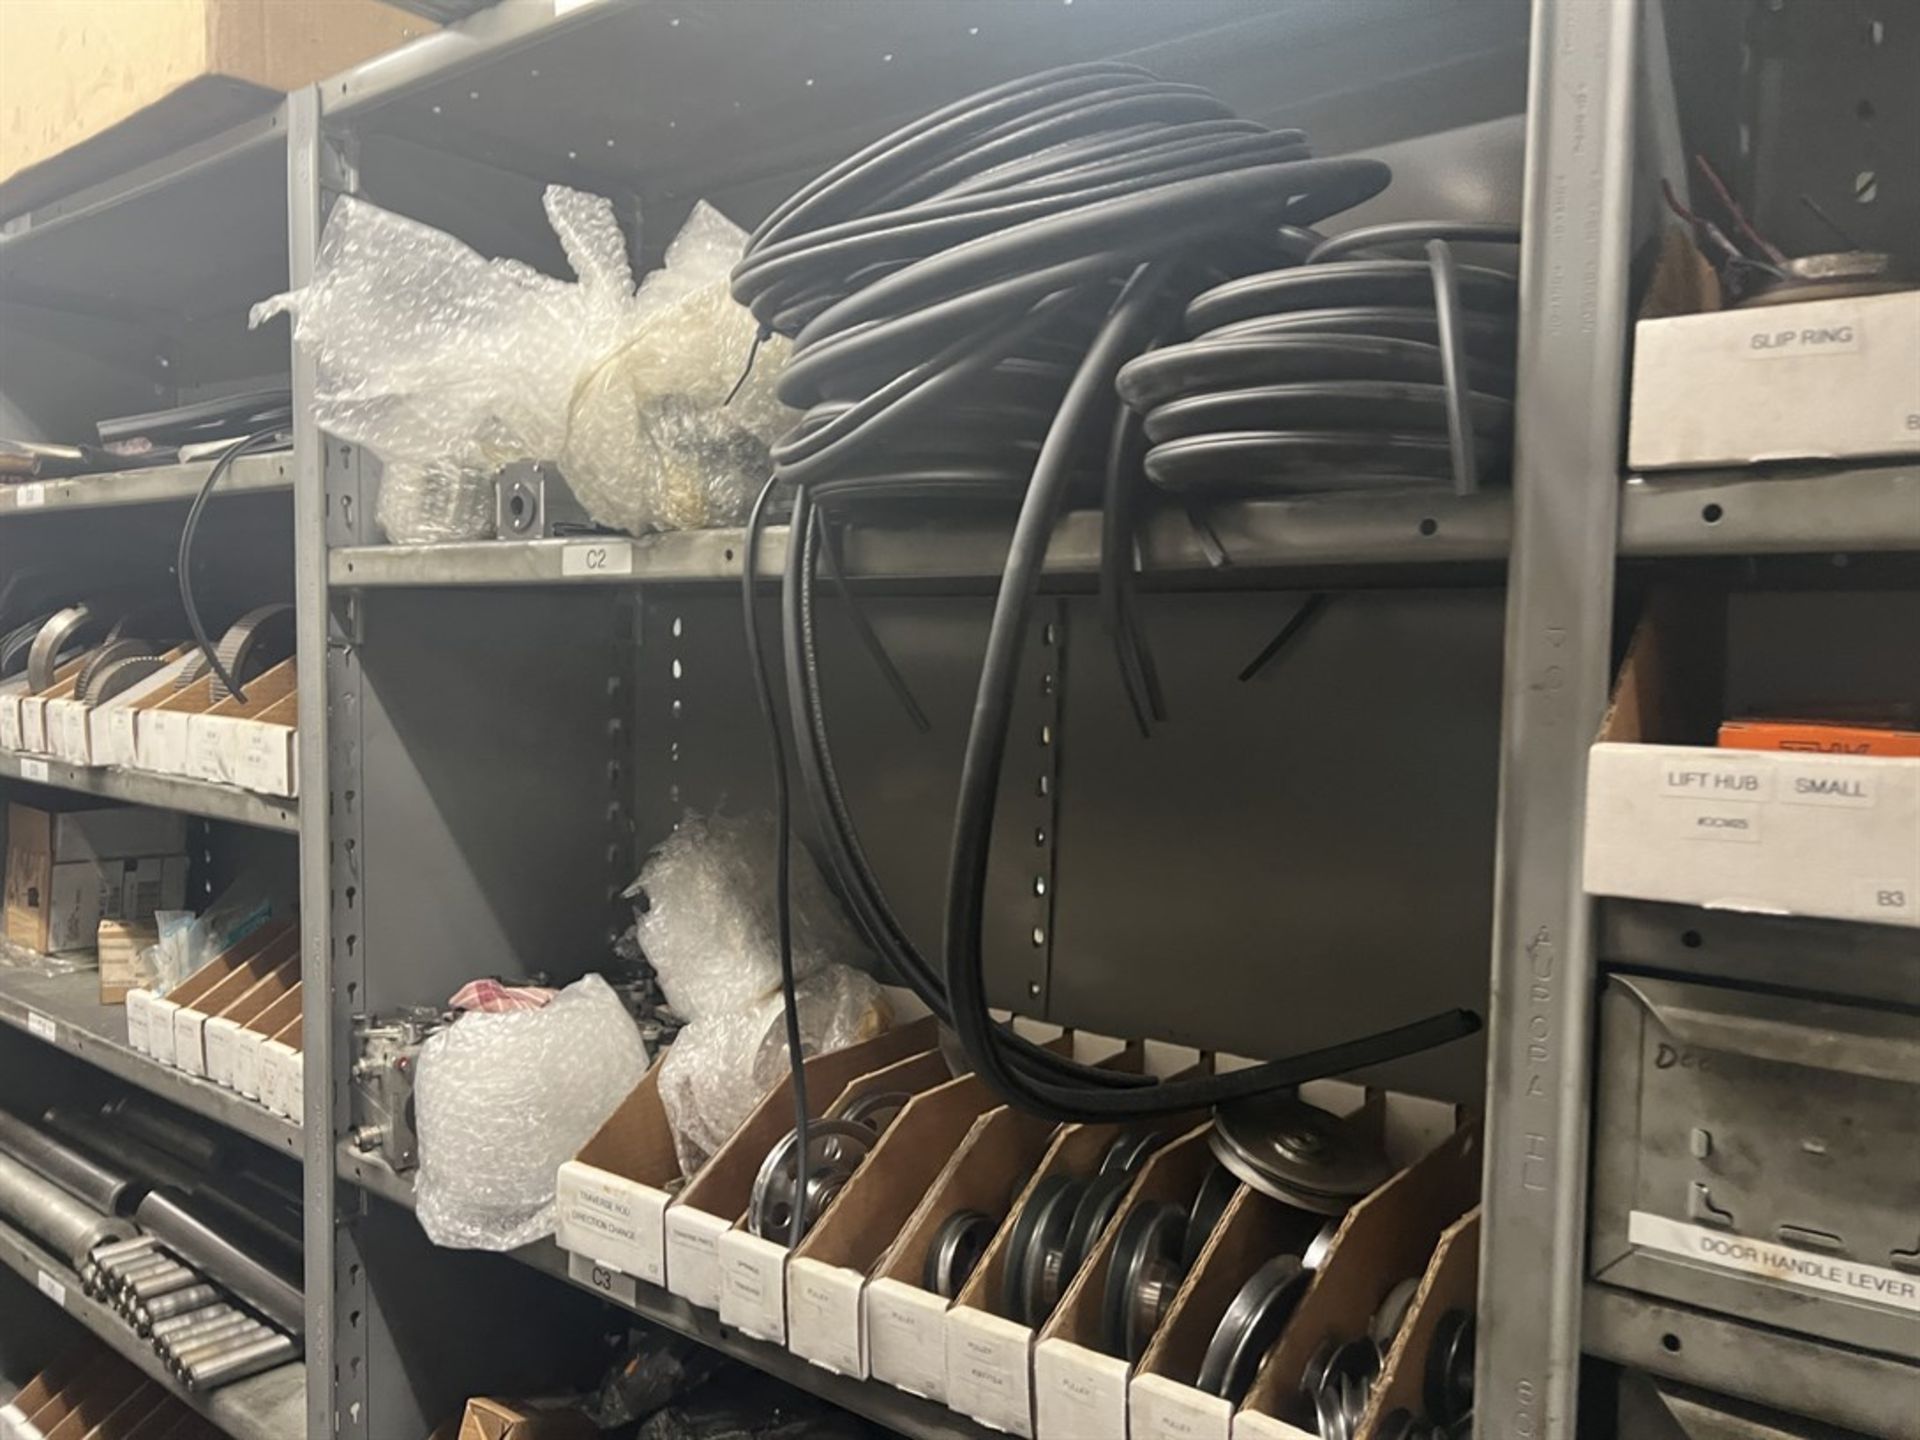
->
834, 1090, 913, 1134
1370, 1275, 1421, 1348
1059, 1171, 1131, 1294
1424, 1309, 1475, 1425
1209, 1095, 1391, 1214
748, 1119, 874, 1242
1101, 1201, 1187, 1362
1184, 1163, 1238, 1267
925, 1210, 997, 1299
1002, 1175, 1083, 1325
1099, 1128, 1169, 1177
1302, 1336, 1382, 1440
1194, 1254, 1310, 1403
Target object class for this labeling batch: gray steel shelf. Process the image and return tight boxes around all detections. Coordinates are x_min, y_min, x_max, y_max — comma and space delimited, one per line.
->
0, 1213, 304, 1440
0, 753, 298, 834
338, 1147, 999, 1440
324, 461, 1920, 592
0, 451, 292, 516
1582, 1283, 1915, 1439
0, 965, 300, 1157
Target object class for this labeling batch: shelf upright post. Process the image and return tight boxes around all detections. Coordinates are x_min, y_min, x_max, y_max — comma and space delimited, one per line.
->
1477, 1, 1640, 1437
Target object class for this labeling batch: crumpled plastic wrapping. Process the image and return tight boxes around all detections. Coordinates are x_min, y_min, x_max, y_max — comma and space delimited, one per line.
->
414, 973, 648, 1250
657, 964, 890, 1175
250, 187, 788, 543
632, 811, 867, 1020
631, 810, 887, 1174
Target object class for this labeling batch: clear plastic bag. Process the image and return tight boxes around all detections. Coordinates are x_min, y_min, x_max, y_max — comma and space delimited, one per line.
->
414, 973, 649, 1250
656, 964, 891, 1176
251, 188, 788, 541
631, 810, 869, 1020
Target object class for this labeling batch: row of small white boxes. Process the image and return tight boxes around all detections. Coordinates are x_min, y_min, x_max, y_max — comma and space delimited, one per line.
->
123, 918, 304, 1120
553, 1012, 1476, 1440
0, 649, 298, 798
1583, 592, 1919, 930
0, 1338, 223, 1440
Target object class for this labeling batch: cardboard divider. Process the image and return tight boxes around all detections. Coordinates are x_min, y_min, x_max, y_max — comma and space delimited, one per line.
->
18, 658, 83, 755
187, 658, 295, 786
128, 917, 294, 1062
1032, 1125, 1216, 1440
103, 1386, 179, 1440
865, 1101, 1061, 1407
719, 1046, 954, 1343
663, 1016, 938, 1310
169, 928, 300, 1077
557, 1064, 682, 1285
201, 957, 298, 1089
96, 652, 195, 772
137, 675, 220, 778
0, 1344, 89, 1436
26, 1356, 142, 1440
1234, 1123, 1481, 1439
1352, 1208, 1480, 1438
228, 979, 302, 1101
786, 1068, 1009, 1378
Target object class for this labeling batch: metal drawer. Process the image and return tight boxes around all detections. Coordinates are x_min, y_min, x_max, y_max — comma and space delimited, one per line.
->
1615, 1372, 1873, 1440
1591, 973, 1920, 1358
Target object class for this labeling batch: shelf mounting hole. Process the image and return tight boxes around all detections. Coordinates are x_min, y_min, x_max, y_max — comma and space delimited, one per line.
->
1701, 503, 1724, 524
1661, 1333, 1682, 1353
1418, 517, 1439, 537
1681, 929, 1703, 949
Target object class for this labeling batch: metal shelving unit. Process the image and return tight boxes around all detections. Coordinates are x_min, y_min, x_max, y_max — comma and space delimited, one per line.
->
4, 2, 1911, 1438
0, 1213, 305, 1440
0, 965, 300, 1156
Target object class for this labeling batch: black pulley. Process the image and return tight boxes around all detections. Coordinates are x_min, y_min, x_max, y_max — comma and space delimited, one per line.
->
1194, 1253, 1310, 1403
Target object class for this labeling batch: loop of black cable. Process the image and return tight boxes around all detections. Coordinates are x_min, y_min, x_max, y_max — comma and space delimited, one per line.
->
178, 425, 287, 704
734, 65, 1486, 1121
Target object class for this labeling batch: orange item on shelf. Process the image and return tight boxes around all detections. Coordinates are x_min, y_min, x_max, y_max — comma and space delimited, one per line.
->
1717, 718, 1920, 758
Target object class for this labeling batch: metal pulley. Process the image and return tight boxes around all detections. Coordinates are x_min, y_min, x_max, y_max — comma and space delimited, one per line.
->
1208, 1095, 1391, 1215
924, 1209, 996, 1298
748, 1119, 876, 1243
1001, 1128, 1166, 1326
1194, 1253, 1311, 1402
1101, 1200, 1187, 1362
832, 1090, 913, 1134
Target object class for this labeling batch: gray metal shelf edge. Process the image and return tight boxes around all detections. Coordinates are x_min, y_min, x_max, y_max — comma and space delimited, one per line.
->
325, 462, 1920, 590
0, 753, 298, 834
0, 452, 292, 516
0, 1213, 305, 1440
0, 965, 300, 1157
338, 1147, 1002, 1440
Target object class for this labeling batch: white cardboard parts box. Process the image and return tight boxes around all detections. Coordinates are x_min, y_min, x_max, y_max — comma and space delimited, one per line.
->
1628, 289, 1920, 470
1583, 597, 1919, 928
555, 1065, 683, 1289
786, 1069, 1004, 1380
663, 1018, 938, 1313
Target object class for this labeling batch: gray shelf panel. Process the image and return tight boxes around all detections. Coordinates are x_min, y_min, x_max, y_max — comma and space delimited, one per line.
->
0, 966, 300, 1158
338, 1148, 999, 1440
0, 451, 292, 516
0, 754, 298, 834
1582, 1283, 1916, 1440
1621, 462, 1920, 556
0, 1214, 305, 1440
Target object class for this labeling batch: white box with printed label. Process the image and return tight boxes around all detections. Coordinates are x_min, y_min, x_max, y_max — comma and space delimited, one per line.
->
555, 1066, 682, 1290
1584, 598, 1918, 928
1628, 289, 1920, 470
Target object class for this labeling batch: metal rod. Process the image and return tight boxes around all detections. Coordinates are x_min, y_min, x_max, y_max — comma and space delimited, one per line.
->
148, 1300, 234, 1338
154, 1307, 249, 1352
171, 1322, 275, 1375
0, 1150, 132, 1266
184, 1331, 299, 1391
130, 1263, 202, 1300
162, 1315, 263, 1363
135, 1189, 304, 1335
0, 1111, 135, 1215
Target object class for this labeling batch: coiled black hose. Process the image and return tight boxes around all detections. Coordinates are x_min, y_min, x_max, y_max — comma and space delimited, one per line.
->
733, 64, 1485, 1122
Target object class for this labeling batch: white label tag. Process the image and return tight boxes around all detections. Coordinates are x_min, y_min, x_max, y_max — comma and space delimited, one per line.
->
1034, 1339, 1129, 1440
125, 990, 152, 1053
568, 1250, 638, 1306
867, 1278, 952, 1403
1629, 1211, 1920, 1313
19, 757, 48, 783
1130, 1373, 1233, 1440
36, 1271, 65, 1307
1672, 804, 1764, 843
788, 1259, 864, 1376
719, 1229, 788, 1342
664, 1208, 729, 1309
1660, 759, 1770, 802
1864, 879, 1917, 919
25, 1011, 55, 1044
561, 541, 633, 577
1778, 765, 1878, 809
555, 1165, 670, 1286
947, 1308, 1035, 1437
1743, 319, 1864, 360
15, 483, 45, 508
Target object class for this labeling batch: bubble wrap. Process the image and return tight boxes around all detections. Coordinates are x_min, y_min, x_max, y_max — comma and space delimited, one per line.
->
250, 189, 788, 541
414, 973, 648, 1250
632, 810, 868, 1021
657, 964, 891, 1176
